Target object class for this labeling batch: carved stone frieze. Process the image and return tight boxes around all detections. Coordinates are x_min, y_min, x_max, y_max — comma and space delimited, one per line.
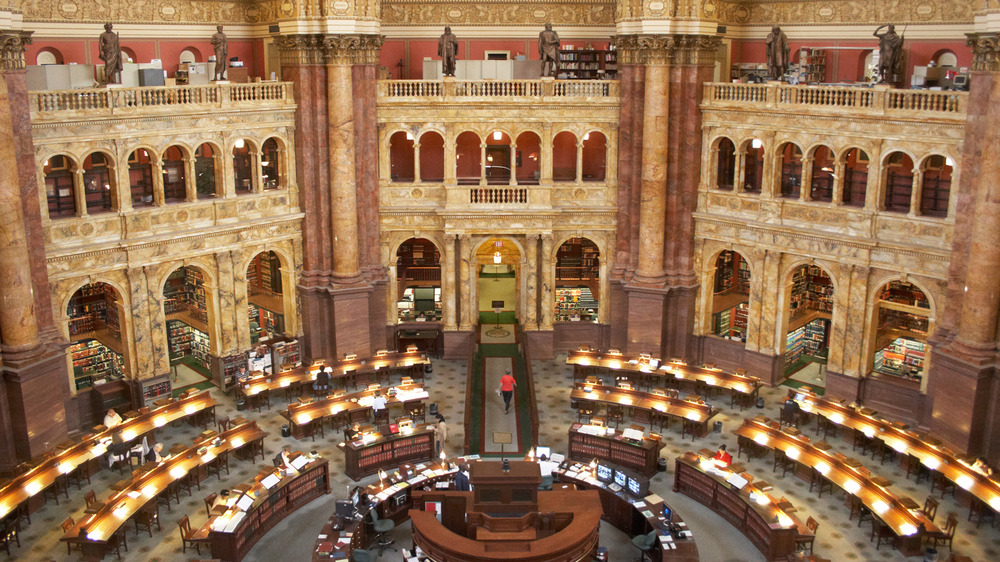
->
714, 0, 974, 26
15, 0, 282, 25
1, 30, 32, 72
967, 33, 1000, 72
380, 0, 615, 27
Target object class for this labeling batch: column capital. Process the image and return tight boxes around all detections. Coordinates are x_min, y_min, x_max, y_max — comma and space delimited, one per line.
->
614, 34, 721, 66
274, 34, 326, 66
967, 33, 1000, 72
0, 30, 32, 72
525, 233, 540, 242
324, 34, 385, 65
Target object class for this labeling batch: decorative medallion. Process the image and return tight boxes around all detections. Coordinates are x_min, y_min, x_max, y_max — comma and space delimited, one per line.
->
915, 2, 936, 20
533, 9, 548, 20
703, 1, 716, 17
176, 210, 189, 223
281, 1, 295, 17
447, 8, 463, 20
333, 0, 350, 14
58, 1, 78, 17
160, 4, 176, 18
573, 188, 586, 200
411, 188, 423, 199
79, 222, 95, 236
816, 3, 835, 22
648, 1, 665, 16
246, 6, 261, 23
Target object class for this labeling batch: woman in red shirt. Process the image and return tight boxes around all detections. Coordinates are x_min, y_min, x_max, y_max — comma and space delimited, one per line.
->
499, 369, 517, 414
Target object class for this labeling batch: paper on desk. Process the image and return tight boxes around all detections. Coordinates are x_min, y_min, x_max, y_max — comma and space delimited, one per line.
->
224, 511, 246, 532
659, 534, 674, 544
726, 473, 749, 489
645, 493, 664, 505
291, 455, 309, 470
632, 500, 646, 508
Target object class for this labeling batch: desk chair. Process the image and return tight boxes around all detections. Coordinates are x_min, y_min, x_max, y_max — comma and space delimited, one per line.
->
66, 460, 92, 490
178, 515, 203, 554
133, 502, 161, 537
352, 549, 375, 562
848, 495, 872, 526
921, 495, 939, 523
809, 467, 833, 497
870, 516, 896, 550
606, 405, 625, 428
681, 419, 700, 441
576, 403, 595, 423
930, 471, 956, 498
852, 429, 873, 455
631, 529, 657, 561
251, 389, 271, 412
61, 517, 79, 556
368, 509, 396, 554
206, 450, 230, 480
794, 517, 818, 554
778, 407, 799, 429
41, 475, 69, 506
539, 475, 554, 491
218, 416, 231, 433
405, 401, 426, 424
0, 514, 19, 555
928, 512, 957, 549
969, 496, 995, 528
816, 416, 838, 441
773, 448, 796, 477
204, 493, 218, 517
105, 526, 128, 560
304, 418, 325, 442
905, 453, 931, 483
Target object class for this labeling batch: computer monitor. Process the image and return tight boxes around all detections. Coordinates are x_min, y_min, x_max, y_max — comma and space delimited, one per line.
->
794, 392, 805, 401
335, 499, 353, 517
596, 464, 612, 482
535, 446, 551, 459
627, 476, 643, 497
614, 469, 627, 487
662, 505, 672, 524
350, 487, 361, 509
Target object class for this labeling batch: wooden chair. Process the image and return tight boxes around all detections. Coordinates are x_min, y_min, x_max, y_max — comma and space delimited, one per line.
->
217, 416, 231, 433
85, 489, 100, 512
303, 418, 325, 442
41, 476, 69, 505
251, 389, 271, 412
922, 495, 939, 523
204, 493, 218, 517
206, 450, 230, 480
157, 480, 181, 512
105, 526, 128, 560
794, 517, 818, 555
869, 439, 897, 465
178, 515, 202, 554
133, 502, 161, 537
968, 496, 995, 528
778, 407, 799, 429
67, 461, 92, 490
852, 428, 873, 455
931, 471, 956, 498
870, 516, 896, 550
906, 453, 931, 482
816, 416, 838, 441
606, 405, 625, 428
405, 401, 426, 424
809, 467, 833, 497
772, 448, 796, 477
928, 513, 957, 550
576, 403, 595, 423
848, 494, 872, 526
61, 517, 78, 555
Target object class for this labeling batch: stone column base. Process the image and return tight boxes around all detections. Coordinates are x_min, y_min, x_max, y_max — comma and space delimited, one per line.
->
523, 330, 554, 359
1, 344, 71, 469
442, 330, 474, 359
925, 347, 998, 458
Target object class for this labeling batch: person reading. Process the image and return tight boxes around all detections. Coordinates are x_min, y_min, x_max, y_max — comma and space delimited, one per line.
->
274, 445, 296, 472
371, 391, 387, 419
712, 444, 732, 467
103, 408, 123, 429
145, 442, 165, 463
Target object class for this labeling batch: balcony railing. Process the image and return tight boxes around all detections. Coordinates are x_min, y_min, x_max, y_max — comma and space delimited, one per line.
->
29, 82, 295, 118
378, 79, 618, 101
469, 186, 529, 205
703, 82, 966, 120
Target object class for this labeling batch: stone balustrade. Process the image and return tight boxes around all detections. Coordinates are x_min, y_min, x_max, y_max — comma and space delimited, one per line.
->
378, 79, 618, 103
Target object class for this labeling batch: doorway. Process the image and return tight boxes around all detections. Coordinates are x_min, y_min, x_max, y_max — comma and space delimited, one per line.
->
476, 238, 519, 324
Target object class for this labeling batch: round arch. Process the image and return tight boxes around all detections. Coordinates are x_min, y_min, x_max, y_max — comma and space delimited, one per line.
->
866, 277, 934, 383
64, 281, 131, 390
779, 259, 837, 378
395, 238, 444, 323
43, 153, 80, 219
474, 236, 524, 324
776, 141, 804, 199
554, 237, 601, 323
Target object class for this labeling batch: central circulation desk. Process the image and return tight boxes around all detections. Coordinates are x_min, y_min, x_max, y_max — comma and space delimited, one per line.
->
734, 418, 939, 556
568, 423, 665, 477
674, 451, 809, 561
202, 457, 331, 561
571, 384, 718, 437
279, 382, 429, 438
794, 390, 1000, 514
240, 350, 430, 397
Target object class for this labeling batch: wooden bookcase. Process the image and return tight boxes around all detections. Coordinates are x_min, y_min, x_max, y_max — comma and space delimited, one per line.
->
342, 428, 435, 481
558, 48, 617, 80
568, 425, 664, 477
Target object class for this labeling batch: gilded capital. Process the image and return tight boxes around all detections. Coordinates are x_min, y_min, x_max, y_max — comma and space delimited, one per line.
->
355, 35, 386, 65
274, 34, 326, 66
967, 33, 1000, 72
1, 30, 32, 72
323, 35, 361, 65
636, 35, 675, 65
613, 35, 641, 65
671, 35, 722, 66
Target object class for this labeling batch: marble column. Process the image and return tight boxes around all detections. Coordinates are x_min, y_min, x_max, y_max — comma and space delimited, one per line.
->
184, 155, 197, 202
444, 130, 457, 184
831, 160, 846, 205
540, 123, 553, 183
540, 234, 554, 330
215, 252, 239, 355
143, 265, 171, 376
524, 234, 539, 330
908, 167, 924, 216
634, 36, 672, 283
800, 156, 814, 201
73, 169, 87, 216
575, 141, 584, 184
127, 267, 155, 378
458, 234, 472, 331
325, 36, 361, 280
413, 142, 422, 183
232, 251, 251, 351
443, 234, 457, 330
151, 157, 165, 206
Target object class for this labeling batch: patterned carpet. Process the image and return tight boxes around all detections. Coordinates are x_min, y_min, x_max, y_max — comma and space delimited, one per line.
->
7, 354, 998, 561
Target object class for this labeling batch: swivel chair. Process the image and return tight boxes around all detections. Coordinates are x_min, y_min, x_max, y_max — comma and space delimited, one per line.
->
631, 529, 657, 561
352, 549, 375, 562
368, 509, 396, 554
538, 475, 554, 491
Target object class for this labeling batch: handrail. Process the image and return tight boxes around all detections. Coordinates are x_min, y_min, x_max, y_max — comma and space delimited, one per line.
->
379, 79, 618, 100
29, 82, 295, 117
703, 82, 966, 119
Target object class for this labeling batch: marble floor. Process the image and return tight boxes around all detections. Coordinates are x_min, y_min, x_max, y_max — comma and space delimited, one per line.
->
6, 353, 999, 561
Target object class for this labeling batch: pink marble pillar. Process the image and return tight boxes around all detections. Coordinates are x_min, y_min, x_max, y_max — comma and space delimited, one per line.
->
327, 47, 361, 280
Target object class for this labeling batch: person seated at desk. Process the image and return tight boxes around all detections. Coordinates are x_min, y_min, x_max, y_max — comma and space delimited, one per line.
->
712, 444, 732, 467
371, 391, 388, 419
455, 463, 472, 491
313, 367, 331, 393
104, 408, 123, 429
106, 431, 131, 468
345, 423, 362, 442
213, 489, 231, 509
145, 442, 165, 463
538, 454, 559, 478
973, 457, 994, 477
783, 390, 802, 425
235, 365, 250, 384
273, 445, 297, 472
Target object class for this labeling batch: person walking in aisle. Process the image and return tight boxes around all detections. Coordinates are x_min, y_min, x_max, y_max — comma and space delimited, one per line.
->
434, 413, 448, 454
499, 368, 517, 414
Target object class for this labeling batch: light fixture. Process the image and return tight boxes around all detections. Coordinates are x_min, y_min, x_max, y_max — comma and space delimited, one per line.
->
945, 157, 954, 167
751, 139, 762, 149
406, 131, 414, 140
493, 251, 502, 264
493, 131, 502, 141
583, 132, 590, 141
235, 139, 245, 149
261, 160, 270, 167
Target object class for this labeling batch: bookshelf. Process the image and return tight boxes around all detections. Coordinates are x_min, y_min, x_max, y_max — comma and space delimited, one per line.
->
342, 428, 435, 481
785, 327, 805, 368
557, 47, 617, 80
555, 287, 598, 322
70, 339, 124, 390
730, 62, 766, 82
568, 424, 664, 477
796, 48, 827, 83
272, 339, 301, 370
68, 283, 122, 340
140, 374, 172, 404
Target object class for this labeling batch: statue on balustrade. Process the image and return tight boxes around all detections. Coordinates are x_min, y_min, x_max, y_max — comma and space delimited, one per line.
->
765, 25, 790, 80
98, 23, 123, 85
438, 26, 458, 77
539, 23, 560, 77
874, 24, 904, 84
212, 25, 229, 81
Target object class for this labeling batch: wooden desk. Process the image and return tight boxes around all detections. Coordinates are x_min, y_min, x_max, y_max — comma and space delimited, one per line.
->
203, 457, 331, 561
568, 424, 665, 477
60, 421, 267, 557
0, 390, 217, 521
409, 489, 601, 561
557, 465, 699, 561
241, 350, 429, 397
571, 384, 717, 434
674, 452, 808, 561
280, 383, 429, 438
734, 418, 938, 556
567, 350, 761, 405
794, 391, 1000, 513
339, 426, 436, 481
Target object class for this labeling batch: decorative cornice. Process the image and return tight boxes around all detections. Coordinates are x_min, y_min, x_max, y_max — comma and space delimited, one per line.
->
0, 30, 32, 72
274, 33, 384, 66
967, 32, 1000, 72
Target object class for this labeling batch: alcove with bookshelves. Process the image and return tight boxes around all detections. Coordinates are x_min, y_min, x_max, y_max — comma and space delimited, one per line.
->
67, 282, 127, 390
784, 264, 833, 375
710, 250, 750, 341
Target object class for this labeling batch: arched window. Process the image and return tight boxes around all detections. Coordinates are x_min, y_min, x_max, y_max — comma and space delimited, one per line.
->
67, 282, 127, 389
883, 151, 914, 213
581, 131, 606, 182
552, 132, 577, 182
784, 264, 833, 376
555, 238, 599, 323
515, 132, 541, 185
44, 155, 77, 218
742, 140, 764, 194
128, 149, 154, 208
389, 131, 415, 183
779, 143, 803, 198
82, 152, 115, 214
485, 131, 512, 185
262, 138, 281, 190
195, 143, 217, 199
716, 138, 736, 190
456, 132, 481, 184
233, 139, 254, 194
810, 146, 835, 202
162, 145, 187, 203
920, 155, 952, 218
163, 266, 215, 381
419, 132, 444, 182
842, 148, 869, 207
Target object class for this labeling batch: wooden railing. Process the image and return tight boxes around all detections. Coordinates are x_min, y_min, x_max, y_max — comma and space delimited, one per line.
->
703, 82, 966, 119
379, 79, 618, 100
29, 82, 295, 117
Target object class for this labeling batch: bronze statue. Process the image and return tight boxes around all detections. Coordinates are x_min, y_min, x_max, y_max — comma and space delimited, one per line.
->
765, 25, 790, 79
539, 23, 560, 77
98, 23, 123, 85
874, 24, 904, 84
211, 25, 228, 81
438, 26, 458, 77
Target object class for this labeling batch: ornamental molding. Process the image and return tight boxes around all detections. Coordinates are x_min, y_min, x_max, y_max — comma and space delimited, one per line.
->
274, 33, 383, 65
615, 33, 720, 65
967, 32, 1000, 72
1, 30, 32, 72
380, 0, 615, 27
712, 0, 974, 26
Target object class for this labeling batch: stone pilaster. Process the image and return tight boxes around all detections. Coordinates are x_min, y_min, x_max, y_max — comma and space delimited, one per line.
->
443, 234, 457, 330
540, 234, 555, 330
458, 234, 472, 331
524, 234, 539, 330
